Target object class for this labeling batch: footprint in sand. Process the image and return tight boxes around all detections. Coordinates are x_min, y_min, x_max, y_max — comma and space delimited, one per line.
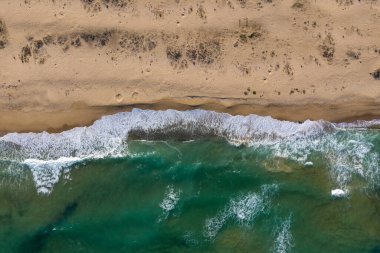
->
115, 93, 123, 103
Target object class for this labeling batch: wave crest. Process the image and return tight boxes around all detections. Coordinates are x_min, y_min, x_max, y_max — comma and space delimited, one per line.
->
204, 184, 278, 239
0, 109, 379, 194
0, 109, 334, 161
273, 215, 293, 253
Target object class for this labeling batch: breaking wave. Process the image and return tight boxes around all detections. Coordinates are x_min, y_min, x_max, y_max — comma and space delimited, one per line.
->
159, 185, 182, 221
0, 109, 379, 194
204, 184, 278, 239
23, 157, 81, 194
273, 215, 293, 253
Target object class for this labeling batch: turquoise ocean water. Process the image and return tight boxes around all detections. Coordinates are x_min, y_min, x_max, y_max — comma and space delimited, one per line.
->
0, 109, 379, 253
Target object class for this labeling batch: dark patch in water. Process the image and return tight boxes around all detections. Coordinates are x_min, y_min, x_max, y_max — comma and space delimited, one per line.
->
0, 212, 12, 226
128, 128, 218, 142
18, 202, 78, 253
57, 202, 78, 223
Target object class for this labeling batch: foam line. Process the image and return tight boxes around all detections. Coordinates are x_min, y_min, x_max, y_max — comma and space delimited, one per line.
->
0, 109, 379, 194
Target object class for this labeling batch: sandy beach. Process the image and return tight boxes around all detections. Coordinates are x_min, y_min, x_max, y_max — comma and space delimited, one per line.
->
0, 0, 379, 132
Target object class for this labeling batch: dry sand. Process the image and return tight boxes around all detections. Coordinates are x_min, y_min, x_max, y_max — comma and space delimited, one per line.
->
0, 0, 379, 132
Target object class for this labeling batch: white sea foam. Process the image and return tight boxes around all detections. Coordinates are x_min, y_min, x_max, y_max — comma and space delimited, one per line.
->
159, 185, 181, 221
273, 215, 293, 253
0, 109, 330, 162
204, 184, 278, 239
334, 119, 380, 129
182, 231, 199, 247
304, 161, 313, 167
0, 109, 379, 194
23, 157, 81, 194
331, 189, 347, 198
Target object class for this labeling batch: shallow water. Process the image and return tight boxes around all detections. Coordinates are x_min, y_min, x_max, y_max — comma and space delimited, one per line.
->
0, 109, 380, 253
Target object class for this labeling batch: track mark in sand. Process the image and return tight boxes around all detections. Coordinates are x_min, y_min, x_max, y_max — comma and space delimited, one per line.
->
115, 93, 124, 103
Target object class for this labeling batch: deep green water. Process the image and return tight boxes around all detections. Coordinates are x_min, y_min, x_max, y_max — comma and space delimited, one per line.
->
0, 138, 380, 253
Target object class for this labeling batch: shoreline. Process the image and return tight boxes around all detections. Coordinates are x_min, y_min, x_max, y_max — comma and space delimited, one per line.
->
2, 96, 380, 134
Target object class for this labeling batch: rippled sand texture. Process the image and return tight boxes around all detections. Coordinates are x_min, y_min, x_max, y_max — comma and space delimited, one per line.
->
0, 0, 379, 131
